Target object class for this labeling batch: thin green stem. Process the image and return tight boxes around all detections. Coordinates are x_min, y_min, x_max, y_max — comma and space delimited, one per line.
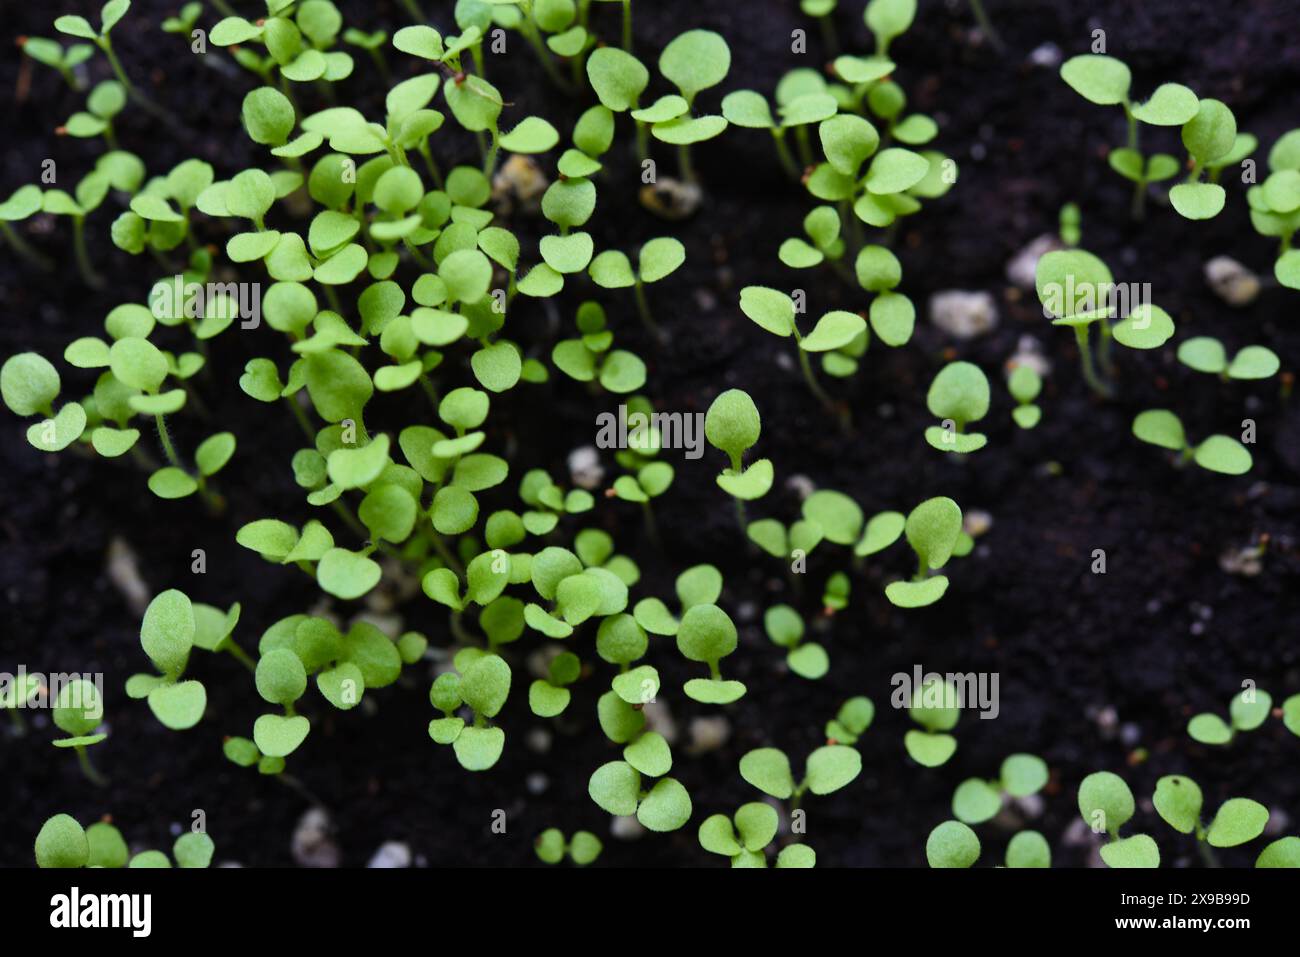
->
967, 0, 1003, 50
72, 217, 102, 289
76, 745, 108, 787
155, 415, 183, 468
0, 221, 52, 270
678, 143, 696, 183
431, 531, 465, 577
1074, 325, 1113, 398
621, 0, 632, 51
772, 130, 801, 180
633, 281, 665, 340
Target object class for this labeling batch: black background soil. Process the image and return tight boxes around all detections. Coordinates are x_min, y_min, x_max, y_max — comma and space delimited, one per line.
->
2, 0, 1298, 868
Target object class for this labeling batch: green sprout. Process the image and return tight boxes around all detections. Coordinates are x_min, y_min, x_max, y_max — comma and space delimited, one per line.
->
951, 754, 1049, 824
529, 651, 581, 718
1059, 201, 1082, 246
1187, 686, 1300, 745
534, 828, 602, 866
55, 1, 168, 120
884, 496, 963, 608
904, 676, 960, 767
588, 237, 685, 339
1131, 409, 1253, 475
429, 651, 512, 771
0, 185, 52, 270
1153, 775, 1270, 864
722, 90, 837, 181
764, 604, 828, 679
698, 802, 816, 868
1078, 771, 1159, 868
551, 302, 647, 393
822, 570, 850, 613
737, 286, 866, 421
1177, 337, 1280, 382
127, 589, 208, 733
35, 813, 215, 868
1254, 128, 1300, 289
676, 604, 746, 704
648, 29, 732, 183
51, 679, 108, 786
1, 672, 42, 734
825, 696, 874, 745
1059, 54, 1248, 219
1035, 248, 1175, 397
705, 389, 773, 522
740, 743, 862, 810
588, 748, 693, 833
1007, 364, 1043, 429
924, 361, 990, 453
19, 35, 95, 90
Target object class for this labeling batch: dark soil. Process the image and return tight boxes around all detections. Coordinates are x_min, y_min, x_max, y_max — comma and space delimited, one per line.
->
3, 0, 1299, 868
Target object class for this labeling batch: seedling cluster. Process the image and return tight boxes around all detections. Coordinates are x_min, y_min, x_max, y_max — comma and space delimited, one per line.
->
5, 0, 1295, 872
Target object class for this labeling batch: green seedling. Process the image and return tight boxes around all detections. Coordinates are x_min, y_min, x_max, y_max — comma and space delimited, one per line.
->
951, 754, 1049, 823
588, 237, 686, 339
1132, 409, 1253, 475
161, 2, 202, 36
776, 206, 847, 270
1007, 364, 1043, 429
62, 80, 127, 149
551, 301, 647, 393
35, 813, 216, 868
925, 360, 990, 453
1, 672, 42, 734
51, 679, 108, 785
741, 744, 862, 810
1036, 247, 1176, 396
1078, 771, 1159, 868
1177, 337, 1279, 381
429, 650, 512, 771
822, 571, 850, 612
885, 496, 963, 608
1252, 129, 1300, 289
764, 604, 827, 679
56, 0, 171, 121
1153, 775, 1270, 865
534, 828, 602, 866
1187, 686, 1300, 745
824, 695, 874, 745
20, 35, 95, 90
127, 589, 208, 733
1059, 54, 1246, 219
801, 0, 840, 55
648, 30, 732, 183
677, 604, 746, 704
0, 185, 52, 270
589, 742, 693, 833
608, 400, 676, 506
1059, 201, 1081, 246
722, 90, 838, 181
529, 651, 581, 718
705, 389, 773, 517
698, 802, 816, 868
738, 286, 868, 419
904, 676, 960, 766
746, 516, 824, 563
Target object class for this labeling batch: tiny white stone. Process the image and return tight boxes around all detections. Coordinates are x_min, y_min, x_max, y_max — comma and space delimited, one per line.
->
930, 290, 999, 339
